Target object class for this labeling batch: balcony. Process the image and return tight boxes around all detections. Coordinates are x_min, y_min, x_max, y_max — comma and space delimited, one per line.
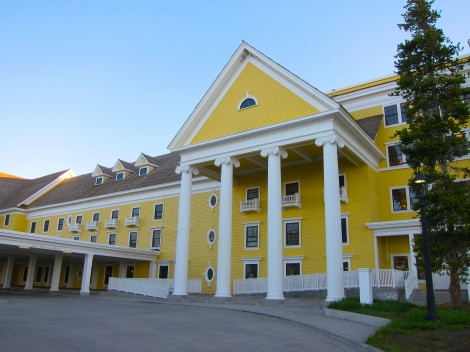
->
86, 221, 99, 231
240, 199, 260, 213
282, 193, 301, 209
125, 216, 140, 227
340, 186, 348, 203
105, 218, 118, 229
69, 223, 82, 232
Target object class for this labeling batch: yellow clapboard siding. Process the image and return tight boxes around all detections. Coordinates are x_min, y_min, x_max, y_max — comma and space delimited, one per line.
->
190, 62, 320, 144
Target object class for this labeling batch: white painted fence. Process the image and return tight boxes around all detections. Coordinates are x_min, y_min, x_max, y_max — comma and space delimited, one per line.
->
108, 278, 202, 299
405, 271, 418, 299
233, 269, 409, 295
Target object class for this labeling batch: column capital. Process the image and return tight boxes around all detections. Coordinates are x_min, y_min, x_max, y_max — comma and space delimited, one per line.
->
314, 133, 345, 148
260, 146, 288, 159
175, 165, 199, 176
214, 156, 240, 168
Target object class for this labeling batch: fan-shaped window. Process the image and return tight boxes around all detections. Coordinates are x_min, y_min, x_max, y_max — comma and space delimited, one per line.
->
240, 98, 256, 109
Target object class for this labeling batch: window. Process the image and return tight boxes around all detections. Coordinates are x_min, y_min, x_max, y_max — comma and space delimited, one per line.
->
108, 233, 117, 245
64, 266, 70, 284
285, 182, 299, 196
4, 214, 10, 226
285, 221, 300, 247
131, 207, 140, 217
139, 167, 148, 176
35, 266, 43, 283
43, 220, 50, 232
464, 93, 470, 107
104, 265, 113, 285
90, 234, 97, 243
341, 216, 349, 244
285, 262, 301, 276
154, 204, 164, 220
245, 224, 259, 248
76, 215, 83, 224
93, 212, 100, 222
208, 193, 218, 208
30, 221, 36, 233
384, 102, 407, 126
387, 143, 407, 167
73, 235, 80, 241
116, 172, 124, 181
392, 255, 409, 271
238, 95, 258, 110
111, 210, 119, 219
158, 264, 169, 279
57, 218, 64, 231
338, 174, 347, 200
126, 265, 134, 278
129, 231, 138, 248
343, 260, 351, 271
244, 263, 259, 279
391, 187, 418, 212
207, 229, 217, 246
95, 177, 104, 185
246, 187, 259, 201
151, 229, 162, 249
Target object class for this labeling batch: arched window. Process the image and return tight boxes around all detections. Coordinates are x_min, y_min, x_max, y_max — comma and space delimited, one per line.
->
238, 94, 258, 110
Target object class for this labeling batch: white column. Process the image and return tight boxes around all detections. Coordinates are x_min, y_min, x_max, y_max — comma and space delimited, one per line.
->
149, 260, 157, 279
80, 254, 94, 295
261, 146, 288, 300
24, 255, 37, 290
50, 254, 63, 292
2, 256, 15, 289
173, 165, 199, 296
214, 156, 240, 298
315, 134, 345, 302
359, 268, 373, 304
119, 262, 127, 278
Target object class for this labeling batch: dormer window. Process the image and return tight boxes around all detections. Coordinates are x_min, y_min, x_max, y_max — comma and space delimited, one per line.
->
116, 172, 125, 181
139, 167, 148, 176
238, 93, 258, 110
95, 177, 104, 185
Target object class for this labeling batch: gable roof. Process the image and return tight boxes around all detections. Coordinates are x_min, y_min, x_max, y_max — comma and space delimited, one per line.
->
168, 42, 340, 150
0, 170, 73, 210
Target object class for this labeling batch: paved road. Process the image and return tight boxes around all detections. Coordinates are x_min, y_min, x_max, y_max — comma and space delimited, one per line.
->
0, 292, 379, 352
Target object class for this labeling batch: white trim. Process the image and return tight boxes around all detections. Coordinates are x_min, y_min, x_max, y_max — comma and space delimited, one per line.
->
131, 206, 140, 217
206, 228, 217, 247
391, 253, 411, 271
208, 193, 218, 209
341, 215, 349, 245
57, 217, 64, 232
95, 176, 104, 186
367, 219, 421, 237
243, 260, 260, 279
128, 230, 138, 248
284, 180, 300, 196
244, 223, 260, 249
138, 167, 148, 176
390, 186, 416, 213
283, 258, 303, 276
153, 203, 164, 220
283, 219, 301, 248
72, 235, 80, 241
116, 172, 125, 181
385, 141, 407, 168
43, 219, 50, 233
89, 234, 97, 243
245, 186, 260, 201
150, 228, 162, 250
108, 232, 117, 246
383, 101, 407, 128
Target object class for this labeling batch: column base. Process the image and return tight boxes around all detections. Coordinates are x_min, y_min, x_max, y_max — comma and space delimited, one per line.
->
214, 292, 232, 298
265, 294, 285, 300
80, 291, 90, 296
325, 295, 345, 302
171, 292, 188, 296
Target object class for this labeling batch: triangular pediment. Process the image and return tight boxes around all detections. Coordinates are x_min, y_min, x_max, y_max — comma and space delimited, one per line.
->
169, 42, 339, 150
91, 165, 112, 178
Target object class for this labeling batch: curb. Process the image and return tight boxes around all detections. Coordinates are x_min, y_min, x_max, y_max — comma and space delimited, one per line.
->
323, 308, 390, 328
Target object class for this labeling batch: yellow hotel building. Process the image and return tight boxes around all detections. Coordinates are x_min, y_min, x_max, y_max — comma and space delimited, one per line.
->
1, 43, 469, 300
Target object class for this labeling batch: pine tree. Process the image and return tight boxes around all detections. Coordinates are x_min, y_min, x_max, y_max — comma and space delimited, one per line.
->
394, 0, 470, 306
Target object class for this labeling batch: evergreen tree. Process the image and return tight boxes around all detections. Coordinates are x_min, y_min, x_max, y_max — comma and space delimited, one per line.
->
394, 0, 470, 306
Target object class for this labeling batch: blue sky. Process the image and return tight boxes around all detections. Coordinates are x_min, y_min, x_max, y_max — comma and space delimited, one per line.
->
1, 0, 469, 179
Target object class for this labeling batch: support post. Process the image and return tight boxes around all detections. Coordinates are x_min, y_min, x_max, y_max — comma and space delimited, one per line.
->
149, 260, 157, 279
50, 254, 63, 292
359, 268, 373, 304
2, 256, 14, 289
24, 255, 37, 290
80, 254, 94, 295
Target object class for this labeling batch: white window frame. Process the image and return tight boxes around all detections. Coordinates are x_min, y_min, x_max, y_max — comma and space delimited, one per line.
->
283, 218, 302, 248
116, 172, 125, 181
92, 212, 100, 222
150, 228, 162, 250
111, 209, 119, 219
343, 258, 351, 271
4, 214, 10, 226
131, 207, 140, 217
390, 186, 417, 213
138, 167, 148, 176
237, 94, 258, 110
283, 257, 303, 276
206, 228, 217, 247
383, 101, 407, 127
244, 222, 260, 249
208, 193, 218, 209
341, 214, 350, 245
128, 231, 138, 248
385, 141, 408, 169
76, 215, 83, 224
95, 176, 104, 185
43, 219, 50, 233
284, 181, 300, 196
72, 235, 80, 241
108, 233, 117, 245
391, 253, 410, 271
30, 221, 36, 233
246, 187, 260, 201
154, 203, 164, 221
158, 261, 170, 279
243, 260, 260, 279
90, 234, 97, 243
57, 217, 64, 231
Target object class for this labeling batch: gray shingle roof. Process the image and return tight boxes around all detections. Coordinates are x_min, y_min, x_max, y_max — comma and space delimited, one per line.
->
26, 153, 181, 209
356, 115, 383, 140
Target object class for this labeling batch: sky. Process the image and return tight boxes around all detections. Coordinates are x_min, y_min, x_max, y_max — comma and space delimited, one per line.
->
1, 0, 469, 179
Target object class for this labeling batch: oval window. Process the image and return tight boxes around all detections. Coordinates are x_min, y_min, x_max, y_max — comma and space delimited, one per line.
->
207, 229, 216, 245
206, 267, 214, 281
208, 193, 218, 208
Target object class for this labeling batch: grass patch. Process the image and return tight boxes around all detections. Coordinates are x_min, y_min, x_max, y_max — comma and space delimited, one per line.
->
328, 298, 470, 352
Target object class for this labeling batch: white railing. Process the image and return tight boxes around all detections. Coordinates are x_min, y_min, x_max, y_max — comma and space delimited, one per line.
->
108, 278, 203, 298
69, 223, 81, 232
233, 270, 408, 295
105, 219, 118, 229
125, 216, 140, 227
86, 221, 99, 231
405, 271, 418, 299
281, 193, 301, 208
240, 199, 260, 213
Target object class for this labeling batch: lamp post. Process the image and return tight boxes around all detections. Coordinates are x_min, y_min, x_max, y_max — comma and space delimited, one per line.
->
413, 172, 439, 321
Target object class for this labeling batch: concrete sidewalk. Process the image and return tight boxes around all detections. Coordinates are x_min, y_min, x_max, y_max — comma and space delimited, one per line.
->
0, 290, 386, 352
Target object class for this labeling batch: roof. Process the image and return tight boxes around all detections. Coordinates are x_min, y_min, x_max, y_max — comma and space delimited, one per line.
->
26, 153, 181, 209
0, 170, 70, 210
356, 115, 383, 140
